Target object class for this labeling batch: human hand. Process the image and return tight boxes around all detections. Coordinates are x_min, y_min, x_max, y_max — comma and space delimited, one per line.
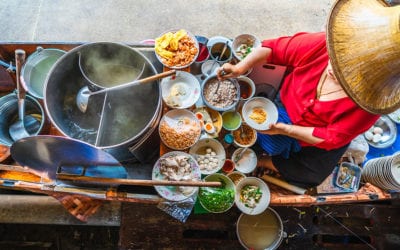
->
216, 63, 242, 80
259, 122, 292, 136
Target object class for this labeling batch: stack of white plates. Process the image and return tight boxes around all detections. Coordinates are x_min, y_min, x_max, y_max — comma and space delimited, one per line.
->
362, 153, 400, 191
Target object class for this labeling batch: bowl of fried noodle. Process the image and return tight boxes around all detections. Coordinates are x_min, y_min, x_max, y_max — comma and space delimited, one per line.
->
155, 29, 199, 69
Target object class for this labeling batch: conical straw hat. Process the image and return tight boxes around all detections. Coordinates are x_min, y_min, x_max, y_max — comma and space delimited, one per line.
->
327, 0, 400, 114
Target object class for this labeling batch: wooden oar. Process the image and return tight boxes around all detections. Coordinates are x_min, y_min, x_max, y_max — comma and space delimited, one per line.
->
57, 174, 222, 187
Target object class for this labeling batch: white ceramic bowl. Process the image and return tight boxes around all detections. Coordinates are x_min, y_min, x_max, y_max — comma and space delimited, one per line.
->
206, 36, 233, 63
232, 34, 261, 61
198, 173, 235, 213
231, 147, 257, 174
152, 151, 201, 201
201, 75, 240, 112
242, 97, 278, 131
161, 71, 201, 109
189, 138, 226, 175
237, 76, 256, 101
201, 60, 220, 76
235, 177, 270, 215
159, 109, 201, 150
155, 29, 199, 69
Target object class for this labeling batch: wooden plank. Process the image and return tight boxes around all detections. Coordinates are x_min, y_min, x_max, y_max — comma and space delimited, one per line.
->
120, 202, 243, 249
120, 203, 400, 249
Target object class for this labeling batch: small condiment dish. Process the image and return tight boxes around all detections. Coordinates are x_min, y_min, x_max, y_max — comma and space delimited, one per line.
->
227, 171, 246, 186
232, 147, 257, 174
237, 76, 256, 101
222, 110, 242, 131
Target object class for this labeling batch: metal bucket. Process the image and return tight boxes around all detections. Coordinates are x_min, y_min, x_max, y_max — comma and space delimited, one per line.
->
43, 42, 161, 162
0, 92, 45, 146
236, 207, 284, 250
21, 46, 66, 99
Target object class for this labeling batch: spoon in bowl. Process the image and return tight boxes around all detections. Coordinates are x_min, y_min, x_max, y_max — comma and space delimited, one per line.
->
213, 41, 230, 94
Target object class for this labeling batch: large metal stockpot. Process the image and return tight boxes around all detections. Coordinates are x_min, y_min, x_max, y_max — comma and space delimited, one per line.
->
44, 42, 162, 162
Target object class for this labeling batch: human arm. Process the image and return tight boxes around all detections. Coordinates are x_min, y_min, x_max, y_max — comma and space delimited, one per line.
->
260, 122, 324, 145
262, 107, 379, 150
216, 46, 272, 80
268, 102, 380, 150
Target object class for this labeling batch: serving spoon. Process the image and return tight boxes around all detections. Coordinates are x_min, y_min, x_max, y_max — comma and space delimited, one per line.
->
8, 49, 41, 142
76, 69, 176, 113
213, 41, 229, 94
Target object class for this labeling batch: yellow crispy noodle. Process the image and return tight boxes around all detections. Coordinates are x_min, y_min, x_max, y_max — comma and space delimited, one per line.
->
155, 29, 198, 67
249, 107, 267, 124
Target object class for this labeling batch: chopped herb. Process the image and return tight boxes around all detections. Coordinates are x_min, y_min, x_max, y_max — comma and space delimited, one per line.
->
240, 185, 262, 208
199, 185, 234, 212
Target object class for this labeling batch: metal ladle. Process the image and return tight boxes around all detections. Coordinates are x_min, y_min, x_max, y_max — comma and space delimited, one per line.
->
8, 49, 41, 142
207, 41, 229, 75
213, 41, 230, 94
76, 69, 176, 113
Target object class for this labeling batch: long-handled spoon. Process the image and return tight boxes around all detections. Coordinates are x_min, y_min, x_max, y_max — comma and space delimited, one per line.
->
8, 49, 40, 142
214, 41, 230, 94
76, 69, 176, 113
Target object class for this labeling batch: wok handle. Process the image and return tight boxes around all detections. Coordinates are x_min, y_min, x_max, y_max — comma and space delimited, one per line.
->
57, 174, 222, 187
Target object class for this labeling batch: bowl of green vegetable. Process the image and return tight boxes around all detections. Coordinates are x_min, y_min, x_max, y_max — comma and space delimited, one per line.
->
235, 177, 270, 215
198, 173, 235, 213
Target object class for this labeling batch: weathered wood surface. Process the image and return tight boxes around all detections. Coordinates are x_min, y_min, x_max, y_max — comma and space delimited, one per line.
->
119, 202, 400, 249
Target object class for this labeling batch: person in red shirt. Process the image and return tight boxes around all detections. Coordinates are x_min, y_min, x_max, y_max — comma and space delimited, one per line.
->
217, 32, 380, 188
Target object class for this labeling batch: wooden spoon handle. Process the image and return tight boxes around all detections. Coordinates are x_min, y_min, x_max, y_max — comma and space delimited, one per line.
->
92, 69, 176, 95
137, 69, 176, 84
57, 174, 221, 187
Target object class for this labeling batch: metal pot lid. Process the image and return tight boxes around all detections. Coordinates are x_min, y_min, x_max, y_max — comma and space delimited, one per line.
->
10, 135, 128, 180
